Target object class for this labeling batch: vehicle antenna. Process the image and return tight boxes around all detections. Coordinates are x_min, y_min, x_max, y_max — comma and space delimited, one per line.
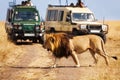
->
59, 0, 61, 5
13, 0, 16, 5
59, 0, 68, 5
103, 17, 105, 24
66, 0, 68, 6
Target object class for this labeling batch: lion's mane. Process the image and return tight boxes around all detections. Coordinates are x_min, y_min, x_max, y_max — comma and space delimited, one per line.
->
47, 33, 72, 58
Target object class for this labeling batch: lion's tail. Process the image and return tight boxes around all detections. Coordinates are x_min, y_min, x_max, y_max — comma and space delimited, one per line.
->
101, 38, 118, 60
111, 56, 118, 60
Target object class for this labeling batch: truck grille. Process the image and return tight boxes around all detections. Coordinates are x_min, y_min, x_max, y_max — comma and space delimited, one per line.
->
88, 25, 102, 30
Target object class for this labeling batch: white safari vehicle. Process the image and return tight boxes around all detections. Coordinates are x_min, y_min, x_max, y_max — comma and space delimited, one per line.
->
45, 5, 108, 42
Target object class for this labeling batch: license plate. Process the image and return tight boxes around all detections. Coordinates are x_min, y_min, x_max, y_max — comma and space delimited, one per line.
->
90, 30, 100, 33
24, 33, 35, 36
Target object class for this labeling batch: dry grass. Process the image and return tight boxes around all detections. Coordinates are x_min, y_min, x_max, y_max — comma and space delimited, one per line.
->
0, 22, 9, 62
103, 20, 120, 40
0, 22, 56, 80
0, 21, 120, 80
0, 22, 22, 65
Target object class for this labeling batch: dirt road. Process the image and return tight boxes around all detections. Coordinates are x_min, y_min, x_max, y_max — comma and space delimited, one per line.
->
0, 21, 120, 80
55, 39, 120, 80
0, 43, 56, 80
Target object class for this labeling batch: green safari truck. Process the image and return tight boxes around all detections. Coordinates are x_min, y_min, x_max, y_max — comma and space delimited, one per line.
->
5, 4, 44, 43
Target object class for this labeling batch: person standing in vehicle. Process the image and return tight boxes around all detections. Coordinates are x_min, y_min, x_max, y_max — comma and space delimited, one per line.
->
76, 0, 85, 7
27, 0, 33, 6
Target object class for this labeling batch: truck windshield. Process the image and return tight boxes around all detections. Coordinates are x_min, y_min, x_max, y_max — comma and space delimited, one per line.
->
72, 13, 95, 21
14, 11, 39, 21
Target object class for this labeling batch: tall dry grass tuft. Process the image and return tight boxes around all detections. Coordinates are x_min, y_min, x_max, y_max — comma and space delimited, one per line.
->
104, 20, 120, 40
0, 22, 22, 66
0, 22, 12, 63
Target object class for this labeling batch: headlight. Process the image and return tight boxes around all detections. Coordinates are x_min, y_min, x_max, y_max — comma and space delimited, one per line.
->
13, 25, 18, 29
36, 26, 40, 30
18, 26, 22, 30
80, 25, 86, 29
102, 25, 108, 32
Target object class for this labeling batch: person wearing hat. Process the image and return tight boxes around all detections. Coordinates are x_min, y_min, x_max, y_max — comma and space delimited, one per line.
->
27, 0, 33, 6
76, 0, 85, 8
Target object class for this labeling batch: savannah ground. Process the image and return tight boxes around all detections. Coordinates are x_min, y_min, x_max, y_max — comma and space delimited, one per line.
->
0, 21, 120, 80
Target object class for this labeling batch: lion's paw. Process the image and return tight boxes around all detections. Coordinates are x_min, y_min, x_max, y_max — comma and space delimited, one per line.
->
51, 64, 57, 68
75, 64, 80, 68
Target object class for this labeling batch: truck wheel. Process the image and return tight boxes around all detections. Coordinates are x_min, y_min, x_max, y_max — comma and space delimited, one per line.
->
7, 35, 11, 41
100, 34, 106, 43
38, 38, 43, 44
50, 28, 55, 33
72, 29, 79, 35
32, 39, 37, 43
11, 34, 17, 43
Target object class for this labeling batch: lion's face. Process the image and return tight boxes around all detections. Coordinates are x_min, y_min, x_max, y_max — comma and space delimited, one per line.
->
43, 33, 71, 58
43, 34, 56, 52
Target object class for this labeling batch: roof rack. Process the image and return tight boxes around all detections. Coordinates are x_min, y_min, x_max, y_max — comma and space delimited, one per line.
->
48, 4, 70, 7
48, 4, 86, 8
13, 5, 36, 9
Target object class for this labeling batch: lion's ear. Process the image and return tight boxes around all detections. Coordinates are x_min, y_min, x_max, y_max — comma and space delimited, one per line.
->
49, 37, 55, 43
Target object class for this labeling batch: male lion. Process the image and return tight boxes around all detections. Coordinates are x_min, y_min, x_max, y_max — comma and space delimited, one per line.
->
43, 33, 117, 68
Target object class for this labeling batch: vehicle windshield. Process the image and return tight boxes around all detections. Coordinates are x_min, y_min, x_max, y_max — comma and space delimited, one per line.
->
72, 13, 95, 21
14, 11, 39, 21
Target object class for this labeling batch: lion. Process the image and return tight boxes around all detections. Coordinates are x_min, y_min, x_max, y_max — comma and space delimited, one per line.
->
43, 33, 117, 68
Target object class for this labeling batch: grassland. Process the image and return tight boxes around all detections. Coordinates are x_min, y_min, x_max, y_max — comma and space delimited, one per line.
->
0, 22, 22, 65
0, 21, 120, 80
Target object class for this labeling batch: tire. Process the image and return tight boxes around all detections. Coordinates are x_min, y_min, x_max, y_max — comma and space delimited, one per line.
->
38, 37, 44, 44
7, 34, 11, 41
32, 39, 37, 43
50, 28, 55, 33
99, 34, 106, 43
72, 29, 79, 35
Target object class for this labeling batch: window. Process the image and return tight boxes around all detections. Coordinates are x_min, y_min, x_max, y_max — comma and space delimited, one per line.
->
6, 9, 10, 21
14, 11, 38, 21
46, 10, 64, 21
72, 13, 95, 21
6, 9, 13, 22
58, 11, 64, 21
47, 10, 51, 21
46, 10, 58, 21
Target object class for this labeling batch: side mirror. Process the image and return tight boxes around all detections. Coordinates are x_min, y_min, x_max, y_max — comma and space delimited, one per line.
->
8, 18, 11, 22
9, 2, 15, 7
66, 17, 71, 22
66, 14, 71, 22
95, 19, 98, 21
